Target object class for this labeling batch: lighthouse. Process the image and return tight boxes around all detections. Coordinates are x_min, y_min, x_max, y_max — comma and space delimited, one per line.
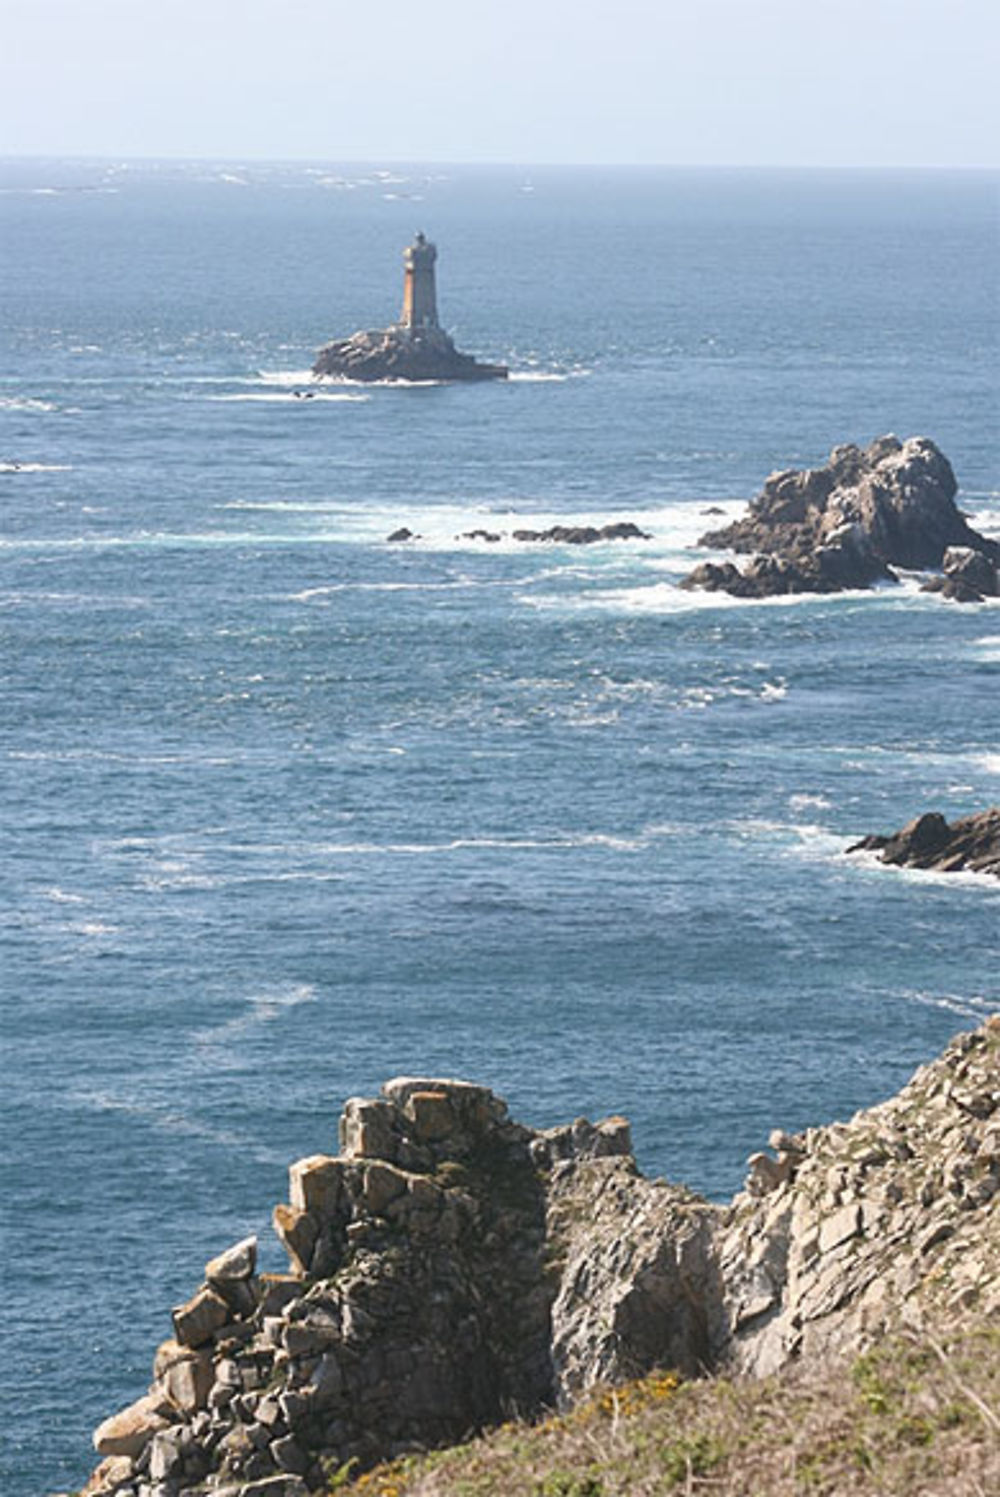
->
313, 235, 507, 381
400, 232, 439, 331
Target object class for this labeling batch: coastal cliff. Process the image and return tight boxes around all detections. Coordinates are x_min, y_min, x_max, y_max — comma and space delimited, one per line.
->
74, 1020, 999, 1497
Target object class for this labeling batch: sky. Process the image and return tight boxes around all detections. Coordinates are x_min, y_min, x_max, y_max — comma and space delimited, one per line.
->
2, 0, 998, 167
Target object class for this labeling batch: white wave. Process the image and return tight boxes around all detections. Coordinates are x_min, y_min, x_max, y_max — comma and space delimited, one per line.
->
974, 753, 1000, 775
525, 574, 923, 617
789, 793, 833, 812
971, 635, 1000, 662
286, 579, 488, 600
68, 1087, 274, 1158
522, 581, 738, 615
254, 368, 325, 386
259, 367, 454, 390
508, 370, 570, 383
0, 462, 72, 473
203, 832, 647, 860
0, 396, 58, 413
194, 983, 318, 1048
204, 391, 369, 403
841, 847, 1000, 892
41, 886, 87, 905
898, 990, 999, 1020
760, 681, 788, 701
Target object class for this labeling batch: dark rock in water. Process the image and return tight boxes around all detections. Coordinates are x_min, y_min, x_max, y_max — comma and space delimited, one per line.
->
313, 234, 507, 383
847, 807, 1000, 877
681, 435, 998, 599
460, 529, 502, 543
512, 522, 651, 545
313, 325, 508, 384
387, 527, 417, 543
701, 505, 726, 516
920, 545, 999, 603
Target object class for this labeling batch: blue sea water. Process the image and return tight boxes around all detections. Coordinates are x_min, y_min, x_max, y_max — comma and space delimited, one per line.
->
1, 159, 998, 1495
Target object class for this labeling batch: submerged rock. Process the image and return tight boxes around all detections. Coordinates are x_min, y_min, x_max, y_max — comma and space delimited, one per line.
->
77, 1022, 1000, 1494
681, 435, 998, 599
847, 806, 1000, 877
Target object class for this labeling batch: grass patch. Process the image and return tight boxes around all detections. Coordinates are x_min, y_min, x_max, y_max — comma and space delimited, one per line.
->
336, 1315, 999, 1495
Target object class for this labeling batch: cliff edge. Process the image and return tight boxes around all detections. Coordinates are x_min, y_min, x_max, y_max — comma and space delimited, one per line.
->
74, 1019, 999, 1497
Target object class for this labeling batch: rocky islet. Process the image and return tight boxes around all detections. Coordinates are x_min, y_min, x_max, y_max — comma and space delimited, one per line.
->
848, 807, 1000, 878
681, 434, 999, 600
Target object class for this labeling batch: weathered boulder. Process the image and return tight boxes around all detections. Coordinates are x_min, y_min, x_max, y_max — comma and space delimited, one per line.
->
153, 1338, 215, 1414
92, 1391, 174, 1458
205, 1234, 257, 1286
171, 1284, 231, 1348
847, 806, 1000, 877
921, 544, 1000, 603
682, 436, 997, 599
312, 325, 507, 383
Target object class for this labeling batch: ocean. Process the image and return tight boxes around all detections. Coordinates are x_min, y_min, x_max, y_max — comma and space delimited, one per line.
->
1, 158, 997, 1495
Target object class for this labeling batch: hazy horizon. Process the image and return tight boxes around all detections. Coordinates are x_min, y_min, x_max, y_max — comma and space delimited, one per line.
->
3, 0, 997, 170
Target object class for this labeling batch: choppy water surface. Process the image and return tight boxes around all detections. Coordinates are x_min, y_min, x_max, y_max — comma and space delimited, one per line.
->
1, 160, 998, 1495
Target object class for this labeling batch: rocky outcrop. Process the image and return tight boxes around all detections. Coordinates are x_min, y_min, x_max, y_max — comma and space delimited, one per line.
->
681, 435, 998, 599
848, 807, 1000, 878
921, 545, 1000, 603
312, 326, 507, 383
73, 1021, 1000, 1497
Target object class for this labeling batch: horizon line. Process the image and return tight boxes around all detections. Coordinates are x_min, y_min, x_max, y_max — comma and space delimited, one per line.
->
2, 152, 998, 174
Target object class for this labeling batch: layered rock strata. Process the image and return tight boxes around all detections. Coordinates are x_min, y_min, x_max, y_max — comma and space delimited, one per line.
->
312, 326, 507, 383
848, 807, 1000, 878
76, 1021, 999, 1497
681, 435, 999, 599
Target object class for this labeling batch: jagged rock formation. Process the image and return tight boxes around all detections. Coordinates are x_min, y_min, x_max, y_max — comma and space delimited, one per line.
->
848, 807, 1000, 878
312, 326, 507, 384
75, 1021, 999, 1497
680, 435, 999, 599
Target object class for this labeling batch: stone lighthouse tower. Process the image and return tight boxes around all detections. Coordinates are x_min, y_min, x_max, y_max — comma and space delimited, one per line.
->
400, 232, 439, 332
312, 235, 507, 380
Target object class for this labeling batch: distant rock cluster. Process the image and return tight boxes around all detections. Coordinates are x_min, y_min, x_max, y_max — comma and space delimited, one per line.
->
682, 435, 999, 600
387, 521, 651, 545
73, 1018, 999, 1497
848, 807, 1000, 878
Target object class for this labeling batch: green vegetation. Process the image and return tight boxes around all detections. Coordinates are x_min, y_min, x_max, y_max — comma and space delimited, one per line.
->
337, 1319, 999, 1496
